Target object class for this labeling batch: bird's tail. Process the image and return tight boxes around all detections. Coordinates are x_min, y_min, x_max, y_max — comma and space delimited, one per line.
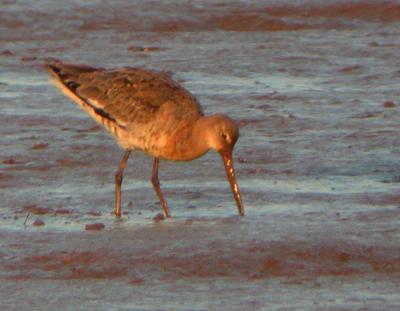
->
46, 59, 124, 141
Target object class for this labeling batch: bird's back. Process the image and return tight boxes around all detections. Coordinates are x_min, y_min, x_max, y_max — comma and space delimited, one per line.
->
47, 60, 204, 154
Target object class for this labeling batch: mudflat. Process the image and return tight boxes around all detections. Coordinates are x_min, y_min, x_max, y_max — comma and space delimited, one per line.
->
1, 1, 400, 310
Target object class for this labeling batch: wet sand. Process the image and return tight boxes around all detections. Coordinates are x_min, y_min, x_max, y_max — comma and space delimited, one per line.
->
1, 1, 400, 310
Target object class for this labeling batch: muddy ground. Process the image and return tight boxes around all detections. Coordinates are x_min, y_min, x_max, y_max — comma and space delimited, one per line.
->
1, 1, 400, 310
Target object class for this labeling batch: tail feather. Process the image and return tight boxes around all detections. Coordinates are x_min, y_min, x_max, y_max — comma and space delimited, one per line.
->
47, 60, 98, 91
46, 59, 123, 134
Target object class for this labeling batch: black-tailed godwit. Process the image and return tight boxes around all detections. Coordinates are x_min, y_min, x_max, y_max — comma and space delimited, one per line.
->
47, 60, 244, 218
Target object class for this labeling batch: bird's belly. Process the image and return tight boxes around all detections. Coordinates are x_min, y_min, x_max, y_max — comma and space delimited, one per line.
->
116, 114, 201, 161
116, 123, 171, 158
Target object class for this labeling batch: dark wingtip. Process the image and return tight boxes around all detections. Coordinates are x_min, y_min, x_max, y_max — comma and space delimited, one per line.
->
43, 57, 60, 67
45, 59, 101, 78
44, 57, 63, 77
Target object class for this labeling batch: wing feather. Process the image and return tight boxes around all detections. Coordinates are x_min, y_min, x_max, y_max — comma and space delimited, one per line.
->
76, 68, 203, 125
47, 60, 204, 136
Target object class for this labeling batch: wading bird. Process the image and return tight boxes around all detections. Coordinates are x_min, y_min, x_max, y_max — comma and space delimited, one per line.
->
47, 60, 244, 218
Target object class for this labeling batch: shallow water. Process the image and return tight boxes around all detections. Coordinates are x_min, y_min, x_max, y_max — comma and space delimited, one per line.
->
1, 0, 400, 310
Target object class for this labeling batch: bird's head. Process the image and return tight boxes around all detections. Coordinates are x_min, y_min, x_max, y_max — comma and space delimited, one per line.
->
204, 114, 239, 153
202, 114, 244, 216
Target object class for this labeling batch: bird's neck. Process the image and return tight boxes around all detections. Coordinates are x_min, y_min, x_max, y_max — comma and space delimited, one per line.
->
171, 116, 211, 161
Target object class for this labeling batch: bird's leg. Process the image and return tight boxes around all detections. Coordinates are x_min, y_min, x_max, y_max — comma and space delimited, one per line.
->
151, 158, 171, 218
114, 149, 131, 217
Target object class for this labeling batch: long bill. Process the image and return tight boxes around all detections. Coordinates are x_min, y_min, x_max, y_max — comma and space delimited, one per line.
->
219, 148, 245, 216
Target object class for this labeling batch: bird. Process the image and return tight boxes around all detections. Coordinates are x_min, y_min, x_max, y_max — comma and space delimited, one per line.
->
46, 59, 244, 218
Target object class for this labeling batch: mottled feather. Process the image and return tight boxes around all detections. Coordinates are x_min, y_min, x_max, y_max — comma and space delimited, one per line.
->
48, 61, 203, 127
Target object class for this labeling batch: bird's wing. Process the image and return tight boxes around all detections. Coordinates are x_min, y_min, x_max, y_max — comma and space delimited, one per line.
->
47, 61, 203, 129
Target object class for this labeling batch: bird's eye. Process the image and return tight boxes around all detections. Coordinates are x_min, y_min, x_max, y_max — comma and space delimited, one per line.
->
221, 132, 228, 140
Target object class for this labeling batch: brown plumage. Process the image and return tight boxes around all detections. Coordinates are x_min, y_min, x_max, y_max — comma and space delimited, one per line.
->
47, 59, 244, 218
